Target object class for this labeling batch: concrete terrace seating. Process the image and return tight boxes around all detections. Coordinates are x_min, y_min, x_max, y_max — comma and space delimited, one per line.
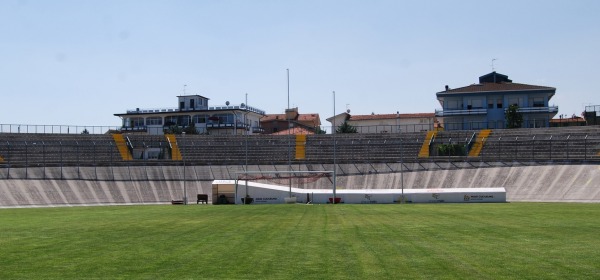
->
479, 126, 600, 161
0, 134, 122, 167
1, 126, 600, 168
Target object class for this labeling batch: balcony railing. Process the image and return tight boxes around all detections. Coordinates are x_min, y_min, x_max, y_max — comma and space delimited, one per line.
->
435, 108, 487, 117
435, 106, 559, 117
125, 103, 266, 115
510, 106, 559, 114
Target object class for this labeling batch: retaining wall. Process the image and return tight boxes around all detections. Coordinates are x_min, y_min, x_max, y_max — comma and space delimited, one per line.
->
1, 163, 599, 207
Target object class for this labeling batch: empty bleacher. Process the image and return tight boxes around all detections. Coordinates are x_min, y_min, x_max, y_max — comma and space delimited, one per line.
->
1, 126, 599, 169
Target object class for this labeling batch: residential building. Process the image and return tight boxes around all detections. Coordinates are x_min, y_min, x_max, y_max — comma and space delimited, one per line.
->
435, 72, 558, 130
114, 95, 266, 135
583, 105, 600, 126
260, 107, 322, 135
327, 112, 436, 133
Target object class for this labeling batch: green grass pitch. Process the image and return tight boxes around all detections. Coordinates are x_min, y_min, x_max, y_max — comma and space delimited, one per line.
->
1, 203, 599, 279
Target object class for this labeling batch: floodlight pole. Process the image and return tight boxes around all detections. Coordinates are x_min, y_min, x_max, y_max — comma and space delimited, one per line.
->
399, 114, 404, 204
287, 69, 292, 197
182, 135, 187, 205
245, 93, 249, 200
333, 91, 337, 203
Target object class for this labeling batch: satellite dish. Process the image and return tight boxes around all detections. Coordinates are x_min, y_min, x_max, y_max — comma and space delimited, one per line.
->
226, 101, 230, 106
241, 103, 245, 108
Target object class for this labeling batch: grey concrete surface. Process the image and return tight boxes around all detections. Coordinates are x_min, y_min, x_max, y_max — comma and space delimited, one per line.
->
1, 163, 599, 207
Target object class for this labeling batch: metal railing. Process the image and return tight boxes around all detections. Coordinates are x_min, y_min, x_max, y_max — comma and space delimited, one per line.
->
0, 124, 121, 134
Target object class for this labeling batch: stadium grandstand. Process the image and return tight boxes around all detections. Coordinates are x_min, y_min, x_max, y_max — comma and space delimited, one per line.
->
1, 126, 600, 206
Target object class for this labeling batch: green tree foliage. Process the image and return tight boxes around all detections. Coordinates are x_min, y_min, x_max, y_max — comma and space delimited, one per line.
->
164, 125, 183, 134
336, 121, 358, 133
80, 129, 90, 135
183, 123, 199, 135
437, 144, 466, 156
505, 104, 523, 129
314, 126, 327, 134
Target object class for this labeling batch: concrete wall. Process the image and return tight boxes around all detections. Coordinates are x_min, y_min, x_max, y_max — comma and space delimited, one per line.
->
1, 163, 599, 207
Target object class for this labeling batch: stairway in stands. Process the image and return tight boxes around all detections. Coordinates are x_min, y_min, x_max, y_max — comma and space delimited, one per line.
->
418, 131, 437, 158
295, 135, 306, 160
112, 134, 133, 160
468, 129, 492, 157
165, 134, 182, 160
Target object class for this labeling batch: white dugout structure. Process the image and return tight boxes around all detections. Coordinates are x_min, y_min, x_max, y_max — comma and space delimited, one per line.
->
212, 180, 506, 204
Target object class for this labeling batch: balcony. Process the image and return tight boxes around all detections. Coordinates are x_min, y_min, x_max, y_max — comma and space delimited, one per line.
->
125, 103, 266, 115
435, 108, 487, 117
509, 106, 559, 114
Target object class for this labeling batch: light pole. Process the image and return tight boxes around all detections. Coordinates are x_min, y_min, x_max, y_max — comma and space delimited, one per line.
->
397, 112, 404, 204
244, 93, 249, 200
287, 69, 292, 197
182, 134, 187, 205
332, 91, 337, 203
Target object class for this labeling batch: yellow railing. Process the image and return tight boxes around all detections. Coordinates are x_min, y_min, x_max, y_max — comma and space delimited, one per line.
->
418, 131, 437, 158
112, 134, 132, 160
468, 129, 492, 157
165, 134, 182, 160
295, 135, 307, 160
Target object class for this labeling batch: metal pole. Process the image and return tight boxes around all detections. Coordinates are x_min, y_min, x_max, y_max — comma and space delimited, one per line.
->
398, 113, 404, 204
287, 69, 292, 197
245, 93, 249, 200
333, 91, 337, 203
182, 137, 187, 205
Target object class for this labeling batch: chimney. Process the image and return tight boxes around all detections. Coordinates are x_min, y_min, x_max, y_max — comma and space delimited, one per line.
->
285, 107, 299, 120
445, 85, 449, 91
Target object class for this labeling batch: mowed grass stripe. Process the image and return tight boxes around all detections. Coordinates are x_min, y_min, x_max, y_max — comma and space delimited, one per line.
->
0, 203, 599, 279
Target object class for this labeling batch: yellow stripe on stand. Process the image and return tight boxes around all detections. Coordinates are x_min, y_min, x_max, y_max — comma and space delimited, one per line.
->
165, 134, 182, 160
418, 131, 437, 158
295, 135, 307, 160
112, 134, 132, 160
468, 129, 492, 157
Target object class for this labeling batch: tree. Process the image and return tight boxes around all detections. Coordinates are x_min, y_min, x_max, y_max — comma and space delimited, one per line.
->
81, 129, 90, 134
336, 121, 357, 133
505, 104, 523, 129
183, 123, 199, 135
314, 126, 327, 134
164, 125, 183, 134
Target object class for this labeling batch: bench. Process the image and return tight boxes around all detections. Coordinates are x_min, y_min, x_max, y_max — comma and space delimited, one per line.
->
197, 194, 209, 204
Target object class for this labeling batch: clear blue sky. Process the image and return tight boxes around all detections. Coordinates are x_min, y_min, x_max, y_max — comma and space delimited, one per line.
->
2, 0, 599, 127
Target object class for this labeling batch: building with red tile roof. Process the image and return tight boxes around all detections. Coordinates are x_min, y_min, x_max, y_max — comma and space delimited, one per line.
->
435, 72, 558, 130
326, 112, 436, 133
260, 108, 322, 135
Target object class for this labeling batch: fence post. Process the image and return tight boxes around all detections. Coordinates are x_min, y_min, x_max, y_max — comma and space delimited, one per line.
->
42, 141, 46, 180
25, 141, 28, 179
60, 141, 63, 180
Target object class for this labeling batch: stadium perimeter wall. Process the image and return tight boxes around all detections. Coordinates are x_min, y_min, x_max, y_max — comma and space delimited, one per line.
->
1, 163, 599, 207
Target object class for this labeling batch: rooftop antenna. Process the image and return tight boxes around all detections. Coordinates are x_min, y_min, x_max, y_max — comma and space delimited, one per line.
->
183, 84, 187, 95
491, 59, 497, 72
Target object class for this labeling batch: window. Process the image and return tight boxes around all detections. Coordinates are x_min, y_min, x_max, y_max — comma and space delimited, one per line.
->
497, 99, 503, 109
210, 114, 234, 124
179, 101, 185, 110
146, 117, 162, 125
532, 97, 544, 107
193, 115, 208, 124
130, 117, 144, 127
190, 99, 195, 109
165, 116, 178, 126
177, 115, 191, 126
447, 100, 459, 109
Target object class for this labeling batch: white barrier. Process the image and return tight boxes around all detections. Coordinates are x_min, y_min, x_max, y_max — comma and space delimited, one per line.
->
212, 180, 506, 204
